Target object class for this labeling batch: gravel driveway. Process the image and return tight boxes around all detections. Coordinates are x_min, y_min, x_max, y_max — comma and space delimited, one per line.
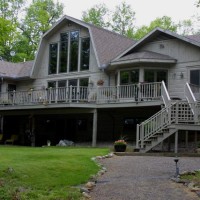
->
90, 156, 200, 200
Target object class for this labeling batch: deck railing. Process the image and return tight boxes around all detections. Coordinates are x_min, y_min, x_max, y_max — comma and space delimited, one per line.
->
136, 101, 198, 149
189, 83, 200, 101
0, 82, 162, 106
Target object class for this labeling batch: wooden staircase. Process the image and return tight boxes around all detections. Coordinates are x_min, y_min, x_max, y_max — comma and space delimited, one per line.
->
136, 82, 200, 153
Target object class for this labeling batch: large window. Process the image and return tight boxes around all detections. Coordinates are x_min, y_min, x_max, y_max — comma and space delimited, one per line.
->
120, 69, 139, 85
59, 33, 68, 73
190, 70, 200, 86
69, 31, 79, 72
81, 38, 90, 70
49, 31, 90, 74
49, 43, 58, 74
144, 70, 167, 84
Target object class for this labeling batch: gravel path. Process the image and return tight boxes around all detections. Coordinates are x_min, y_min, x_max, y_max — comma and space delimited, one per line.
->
90, 156, 200, 200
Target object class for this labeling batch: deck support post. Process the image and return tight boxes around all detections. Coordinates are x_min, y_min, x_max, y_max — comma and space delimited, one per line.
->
195, 131, 198, 148
175, 131, 178, 154
0, 115, 3, 133
92, 109, 97, 147
185, 131, 188, 149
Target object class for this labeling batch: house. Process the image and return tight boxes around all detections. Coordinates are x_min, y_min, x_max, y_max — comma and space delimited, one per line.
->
0, 15, 199, 152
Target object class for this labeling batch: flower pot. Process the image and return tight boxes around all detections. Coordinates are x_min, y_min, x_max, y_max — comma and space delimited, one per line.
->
114, 145, 126, 152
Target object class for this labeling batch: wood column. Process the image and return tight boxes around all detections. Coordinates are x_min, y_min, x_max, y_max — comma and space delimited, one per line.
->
92, 109, 97, 147
0, 115, 3, 133
185, 131, 188, 149
175, 131, 178, 154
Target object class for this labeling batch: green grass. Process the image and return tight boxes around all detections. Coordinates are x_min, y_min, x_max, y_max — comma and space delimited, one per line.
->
0, 146, 109, 200
181, 171, 200, 187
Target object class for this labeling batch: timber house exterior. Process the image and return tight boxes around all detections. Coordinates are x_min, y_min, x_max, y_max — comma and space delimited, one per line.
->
0, 15, 200, 152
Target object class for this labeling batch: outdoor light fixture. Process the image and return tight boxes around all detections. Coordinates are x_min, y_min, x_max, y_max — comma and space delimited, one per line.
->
174, 157, 179, 178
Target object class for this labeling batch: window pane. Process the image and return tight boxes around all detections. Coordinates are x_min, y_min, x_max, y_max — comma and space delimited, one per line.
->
144, 70, 154, 82
81, 38, 90, 71
48, 81, 56, 88
120, 71, 129, 85
130, 69, 139, 83
190, 70, 200, 86
59, 33, 68, 73
49, 43, 58, 74
157, 71, 167, 85
69, 31, 79, 72
58, 80, 66, 88
68, 79, 77, 86
80, 78, 89, 86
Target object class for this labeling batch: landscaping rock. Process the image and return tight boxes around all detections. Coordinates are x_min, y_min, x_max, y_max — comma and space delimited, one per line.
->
85, 181, 96, 190
56, 140, 74, 146
82, 192, 91, 199
80, 187, 90, 193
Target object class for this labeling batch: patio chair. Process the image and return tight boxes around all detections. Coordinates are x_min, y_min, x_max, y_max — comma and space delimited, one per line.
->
5, 134, 18, 145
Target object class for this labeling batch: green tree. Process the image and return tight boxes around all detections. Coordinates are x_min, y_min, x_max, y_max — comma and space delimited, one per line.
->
82, 2, 136, 37
177, 19, 195, 35
133, 16, 178, 39
19, 0, 64, 60
111, 1, 135, 36
0, 0, 24, 61
82, 3, 109, 28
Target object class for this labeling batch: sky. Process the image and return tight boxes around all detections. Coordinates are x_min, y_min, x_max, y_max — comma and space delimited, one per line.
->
58, 0, 200, 27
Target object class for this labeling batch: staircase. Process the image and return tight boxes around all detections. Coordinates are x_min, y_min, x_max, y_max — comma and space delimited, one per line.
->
136, 82, 200, 153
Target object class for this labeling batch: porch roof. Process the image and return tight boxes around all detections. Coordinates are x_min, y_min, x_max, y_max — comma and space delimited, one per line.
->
0, 60, 33, 80
110, 51, 177, 68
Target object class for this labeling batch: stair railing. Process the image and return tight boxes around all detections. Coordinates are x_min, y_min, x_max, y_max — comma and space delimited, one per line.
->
136, 102, 176, 149
161, 81, 171, 108
185, 82, 198, 122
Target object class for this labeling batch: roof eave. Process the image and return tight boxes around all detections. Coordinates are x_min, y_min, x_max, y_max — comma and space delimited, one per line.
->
110, 58, 177, 66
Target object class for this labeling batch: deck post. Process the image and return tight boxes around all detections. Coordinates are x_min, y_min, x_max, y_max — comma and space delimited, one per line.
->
136, 124, 139, 149
185, 131, 188, 149
31, 116, 35, 147
92, 109, 97, 147
175, 131, 178, 154
195, 131, 198, 148
0, 115, 3, 133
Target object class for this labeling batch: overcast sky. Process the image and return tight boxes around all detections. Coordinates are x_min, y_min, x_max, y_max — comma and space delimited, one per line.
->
59, 0, 199, 27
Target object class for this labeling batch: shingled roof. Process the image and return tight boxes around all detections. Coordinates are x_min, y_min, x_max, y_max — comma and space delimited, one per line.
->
0, 60, 33, 79
114, 51, 176, 63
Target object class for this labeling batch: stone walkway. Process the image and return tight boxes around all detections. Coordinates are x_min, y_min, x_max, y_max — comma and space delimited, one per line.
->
90, 156, 200, 200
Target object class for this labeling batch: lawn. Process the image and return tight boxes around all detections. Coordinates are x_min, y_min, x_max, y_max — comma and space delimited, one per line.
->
0, 146, 109, 200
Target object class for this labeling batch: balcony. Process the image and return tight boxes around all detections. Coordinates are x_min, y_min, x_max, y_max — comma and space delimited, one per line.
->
0, 82, 162, 108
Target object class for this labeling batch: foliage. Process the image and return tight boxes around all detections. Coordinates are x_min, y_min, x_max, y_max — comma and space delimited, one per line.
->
111, 1, 135, 36
181, 171, 200, 187
0, 0, 24, 61
82, 3, 109, 28
19, 0, 64, 61
0, 146, 109, 199
82, 1, 136, 37
133, 16, 178, 39
114, 139, 127, 146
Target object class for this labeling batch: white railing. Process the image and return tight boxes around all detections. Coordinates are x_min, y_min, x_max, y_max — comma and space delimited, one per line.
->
136, 101, 197, 149
185, 83, 198, 122
161, 81, 171, 107
0, 82, 162, 106
189, 83, 200, 101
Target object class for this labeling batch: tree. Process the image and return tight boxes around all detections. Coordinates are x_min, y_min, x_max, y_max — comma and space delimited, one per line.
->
0, 0, 24, 61
19, 0, 64, 60
82, 3, 109, 28
133, 16, 178, 39
82, 2, 136, 37
196, 0, 200, 7
111, 1, 135, 36
177, 19, 195, 35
